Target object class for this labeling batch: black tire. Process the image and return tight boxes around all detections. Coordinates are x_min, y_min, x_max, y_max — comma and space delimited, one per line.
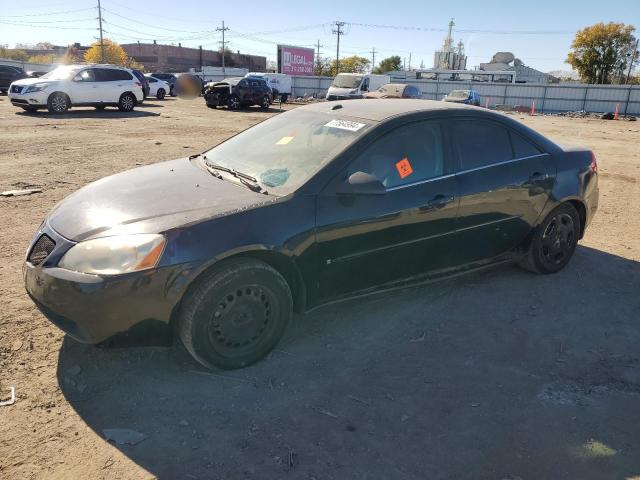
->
21, 106, 38, 112
94, 105, 106, 110
170, 86, 176, 97
47, 92, 69, 113
178, 258, 293, 370
118, 92, 136, 112
227, 94, 240, 110
156, 88, 165, 100
280, 94, 288, 103
520, 203, 580, 274
260, 95, 270, 110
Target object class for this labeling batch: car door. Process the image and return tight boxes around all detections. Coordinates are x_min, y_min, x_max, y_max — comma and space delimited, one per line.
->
146, 76, 158, 96
449, 117, 555, 264
69, 68, 99, 103
315, 119, 459, 301
236, 79, 251, 103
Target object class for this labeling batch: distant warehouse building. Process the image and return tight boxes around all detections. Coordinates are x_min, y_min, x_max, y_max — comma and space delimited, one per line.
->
121, 43, 266, 73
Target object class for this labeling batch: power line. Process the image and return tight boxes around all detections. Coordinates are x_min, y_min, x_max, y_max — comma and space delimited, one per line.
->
100, 7, 214, 34
0, 7, 96, 18
349, 21, 574, 35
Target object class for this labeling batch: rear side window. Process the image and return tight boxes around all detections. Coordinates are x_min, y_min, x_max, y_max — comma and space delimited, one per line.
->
451, 120, 512, 170
147, 77, 157, 83
95, 69, 132, 81
348, 121, 445, 189
511, 131, 542, 158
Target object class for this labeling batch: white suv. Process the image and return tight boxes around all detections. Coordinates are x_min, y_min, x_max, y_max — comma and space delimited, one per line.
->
8, 64, 144, 113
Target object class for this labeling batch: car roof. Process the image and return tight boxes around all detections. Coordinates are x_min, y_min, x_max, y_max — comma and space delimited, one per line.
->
299, 99, 482, 121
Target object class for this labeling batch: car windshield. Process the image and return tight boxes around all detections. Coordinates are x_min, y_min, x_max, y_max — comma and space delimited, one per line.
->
332, 74, 363, 89
449, 90, 470, 98
40, 66, 80, 80
204, 109, 373, 195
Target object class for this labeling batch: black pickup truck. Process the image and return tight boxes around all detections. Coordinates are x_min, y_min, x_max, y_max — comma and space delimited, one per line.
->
203, 77, 272, 110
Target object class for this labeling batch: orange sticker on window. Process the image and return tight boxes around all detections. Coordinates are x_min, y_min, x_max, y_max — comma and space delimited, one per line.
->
395, 157, 413, 179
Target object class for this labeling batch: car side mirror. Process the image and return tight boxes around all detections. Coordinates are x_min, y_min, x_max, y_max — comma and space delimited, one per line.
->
337, 171, 386, 195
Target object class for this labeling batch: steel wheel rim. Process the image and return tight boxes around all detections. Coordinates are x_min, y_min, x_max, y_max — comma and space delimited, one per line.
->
51, 95, 66, 112
540, 213, 575, 266
207, 284, 278, 357
122, 95, 133, 110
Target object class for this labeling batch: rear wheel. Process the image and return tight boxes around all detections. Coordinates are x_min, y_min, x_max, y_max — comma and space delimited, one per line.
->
156, 88, 165, 100
260, 95, 270, 110
47, 92, 69, 113
280, 94, 288, 103
227, 95, 240, 110
178, 258, 293, 370
520, 203, 580, 274
118, 92, 136, 112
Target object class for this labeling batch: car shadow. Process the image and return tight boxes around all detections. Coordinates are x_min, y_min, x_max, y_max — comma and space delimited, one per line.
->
58, 245, 640, 479
16, 108, 160, 119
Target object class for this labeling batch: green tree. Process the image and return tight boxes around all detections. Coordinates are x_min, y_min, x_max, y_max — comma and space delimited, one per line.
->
373, 55, 402, 74
332, 55, 370, 75
566, 22, 638, 84
314, 57, 333, 76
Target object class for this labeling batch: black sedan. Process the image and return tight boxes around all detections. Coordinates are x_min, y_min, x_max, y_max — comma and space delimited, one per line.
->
24, 100, 599, 369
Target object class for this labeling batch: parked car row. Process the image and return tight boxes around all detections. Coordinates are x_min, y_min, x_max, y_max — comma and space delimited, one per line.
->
5, 64, 178, 113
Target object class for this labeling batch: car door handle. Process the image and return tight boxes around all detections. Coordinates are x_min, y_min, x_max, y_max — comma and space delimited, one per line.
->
420, 194, 455, 211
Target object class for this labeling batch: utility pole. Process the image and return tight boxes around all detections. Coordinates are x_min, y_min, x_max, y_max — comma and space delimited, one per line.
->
216, 20, 230, 77
315, 39, 324, 74
408, 52, 412, 71
97, 0, 105, 63
332, 21, 345, 75
369, 47, 377, 73
625, 38, 639, 85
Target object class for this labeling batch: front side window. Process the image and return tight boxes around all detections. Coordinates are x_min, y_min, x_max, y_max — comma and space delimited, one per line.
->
347, 121, 445, 189
451, 120, 512, 171
74, 69, 95, 82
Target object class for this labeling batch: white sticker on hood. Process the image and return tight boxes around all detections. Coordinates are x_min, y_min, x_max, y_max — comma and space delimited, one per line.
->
324, 119, 367, 132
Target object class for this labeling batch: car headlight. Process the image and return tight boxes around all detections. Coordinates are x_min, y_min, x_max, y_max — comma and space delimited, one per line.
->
24, 83, 49, 93
59, 234, 165, 275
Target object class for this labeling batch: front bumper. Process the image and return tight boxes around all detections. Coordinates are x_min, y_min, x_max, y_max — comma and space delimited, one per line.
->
23, 224, 184, 343
9, 88, 48, 108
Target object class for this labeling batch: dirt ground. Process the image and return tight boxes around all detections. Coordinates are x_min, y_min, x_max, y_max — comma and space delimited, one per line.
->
1, 95, 639, 480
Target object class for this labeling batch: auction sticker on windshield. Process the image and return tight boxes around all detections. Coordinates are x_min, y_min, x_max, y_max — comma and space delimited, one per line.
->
324, 119, 367, 132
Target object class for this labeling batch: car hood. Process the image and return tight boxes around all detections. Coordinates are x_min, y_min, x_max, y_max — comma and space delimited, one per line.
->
47, 158, 274, 242
327, 86, 360, 96
11, 77, 54, 87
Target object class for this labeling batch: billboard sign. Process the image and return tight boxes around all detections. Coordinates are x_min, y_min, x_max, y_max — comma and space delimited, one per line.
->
278, 45, 315, 76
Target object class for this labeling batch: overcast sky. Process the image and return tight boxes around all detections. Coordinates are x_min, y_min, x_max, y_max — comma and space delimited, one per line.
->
1, 0, 638, 72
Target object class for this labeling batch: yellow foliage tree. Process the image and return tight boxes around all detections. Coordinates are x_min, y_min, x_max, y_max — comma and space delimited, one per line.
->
84, 39, 131, 66
566, 22, 638, 84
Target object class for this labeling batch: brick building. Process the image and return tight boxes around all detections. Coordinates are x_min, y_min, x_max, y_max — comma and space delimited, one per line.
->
121, 43, 266, 72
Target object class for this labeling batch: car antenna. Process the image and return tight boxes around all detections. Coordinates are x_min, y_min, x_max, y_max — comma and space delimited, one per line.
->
331, 104, 343, 110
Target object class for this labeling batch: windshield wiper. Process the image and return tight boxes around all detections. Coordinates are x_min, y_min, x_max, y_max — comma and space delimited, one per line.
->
204, 158, 267, 194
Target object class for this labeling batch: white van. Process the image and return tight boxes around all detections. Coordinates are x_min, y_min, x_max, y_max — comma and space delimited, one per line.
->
246, 72, 292, 103
326, 73, 391, 101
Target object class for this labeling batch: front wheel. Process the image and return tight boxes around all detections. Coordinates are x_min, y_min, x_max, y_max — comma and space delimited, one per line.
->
520, 203, 580, 274
227, 95, 240, 110
118, 92, 136, 112
156, 88, 165, 100
47, 92, 69, 113
178, 258, 293, 370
